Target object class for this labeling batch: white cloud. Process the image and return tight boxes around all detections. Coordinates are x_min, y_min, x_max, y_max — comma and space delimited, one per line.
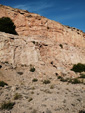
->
13, 4, 28, 10
13, 1, 53, 13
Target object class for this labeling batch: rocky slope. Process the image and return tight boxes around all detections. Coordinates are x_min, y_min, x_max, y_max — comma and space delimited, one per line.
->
0, 4, 85, 113
0, 4, 85, 48
0, 31, 85, 113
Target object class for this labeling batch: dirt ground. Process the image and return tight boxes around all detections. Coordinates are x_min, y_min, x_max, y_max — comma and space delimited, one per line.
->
0, 63, 85, 113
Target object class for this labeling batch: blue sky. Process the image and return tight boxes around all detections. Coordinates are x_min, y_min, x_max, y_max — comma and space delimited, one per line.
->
0, 0, 85, 32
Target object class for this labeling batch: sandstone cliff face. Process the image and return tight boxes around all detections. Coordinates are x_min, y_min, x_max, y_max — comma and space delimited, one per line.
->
0, 4, 85, 47
0, 32, 85, 69
0, 6, 85, 113
0, 5, 85, 69
0, 32, 41, 67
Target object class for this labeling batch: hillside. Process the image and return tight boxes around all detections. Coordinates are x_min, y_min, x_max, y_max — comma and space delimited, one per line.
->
0, 4, 85, 47
0, 4, 85, 113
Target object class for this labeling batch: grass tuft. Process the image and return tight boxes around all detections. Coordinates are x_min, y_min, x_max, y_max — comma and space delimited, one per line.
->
0, 101, 15, 110
32, 78, 38, 82
43, 80, 50, 84
0, 81, 8, 87
14, 93, 22, 100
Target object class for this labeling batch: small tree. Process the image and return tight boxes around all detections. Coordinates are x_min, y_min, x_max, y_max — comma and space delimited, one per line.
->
71, 63, 85, 73
0, 17, 18, 35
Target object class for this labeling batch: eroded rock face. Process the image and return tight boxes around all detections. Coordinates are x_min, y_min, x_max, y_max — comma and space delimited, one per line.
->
0, 32, 85, 69
0, 32, 41, 67
0, 5, 85, 113
0, 5, 85, 68
0, 4, 85, 47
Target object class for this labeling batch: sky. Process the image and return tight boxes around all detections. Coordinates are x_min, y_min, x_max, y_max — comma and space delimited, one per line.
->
0, 0, 85, 32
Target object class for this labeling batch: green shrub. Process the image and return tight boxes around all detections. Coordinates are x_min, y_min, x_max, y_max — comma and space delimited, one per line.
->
17, 72, 23, 75
71, 78, 81, 84
43, 80, 50, 84
57, 76, 68, 82
30, 67, 35, 72
68, 78, 73, 83
60, 78, 68, 82
31, 91, 34, 94
0, 81, 8, 87
80, 74, 85, 78
71, 63, 85, 73
79, 110, 85, 113
32, 78, 38, 82
0, 101, 15, 110
13, 93, 22, 100
0, 17, 17, 35
57, 76, 62, 79
50, 85, 54, 89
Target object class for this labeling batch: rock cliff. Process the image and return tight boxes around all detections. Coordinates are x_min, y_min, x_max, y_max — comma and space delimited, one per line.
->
0, 32, 85, 70
0, 4, 85, 47
0, 4, 85, 69
0, 5, 85, 113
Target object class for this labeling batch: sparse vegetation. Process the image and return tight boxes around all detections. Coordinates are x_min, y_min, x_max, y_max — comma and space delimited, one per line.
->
0, 65, 2, 68
71, 63, 85, 73
57, 76, 62, 79
71, 78, 81, 84
31, 87, 35, 90
57, 75, 83, 84
43, 89, 52, 94
0, 101, 15, 110
80, 74, 85, 78
0, 81, 8, 87
17, 72, 23, 75
68, 78, 73, 83
60, 77, 68, 82
58, 76, 68, 82
59, 44, 63, 48
31, 41, 38, 46
55, 73, 58, 76
68, 78, 83, 84
28, 98, 33, 102
32, 78, 38, 82
43, 80, 50, 84
31, 91, 34, 94
0, 17, 17, 35
79, 110, 85, 113
30, 65, 35, 72
72, 78, 82, 84
50, 85, 54, 89
30, 67, 35, 72
65, 25, 71, 28
14, 93, 22, 100
32, 41, 36, 44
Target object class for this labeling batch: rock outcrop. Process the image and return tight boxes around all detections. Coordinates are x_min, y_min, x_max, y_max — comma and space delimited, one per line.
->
0, 32, 85, 69
0, 4, 85, 69
0, 4, 85, 48
0, 5, 85, 113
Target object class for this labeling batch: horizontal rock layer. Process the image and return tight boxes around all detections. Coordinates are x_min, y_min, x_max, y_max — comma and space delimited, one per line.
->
0, 4, 85, 48
0, 32, 85, 68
